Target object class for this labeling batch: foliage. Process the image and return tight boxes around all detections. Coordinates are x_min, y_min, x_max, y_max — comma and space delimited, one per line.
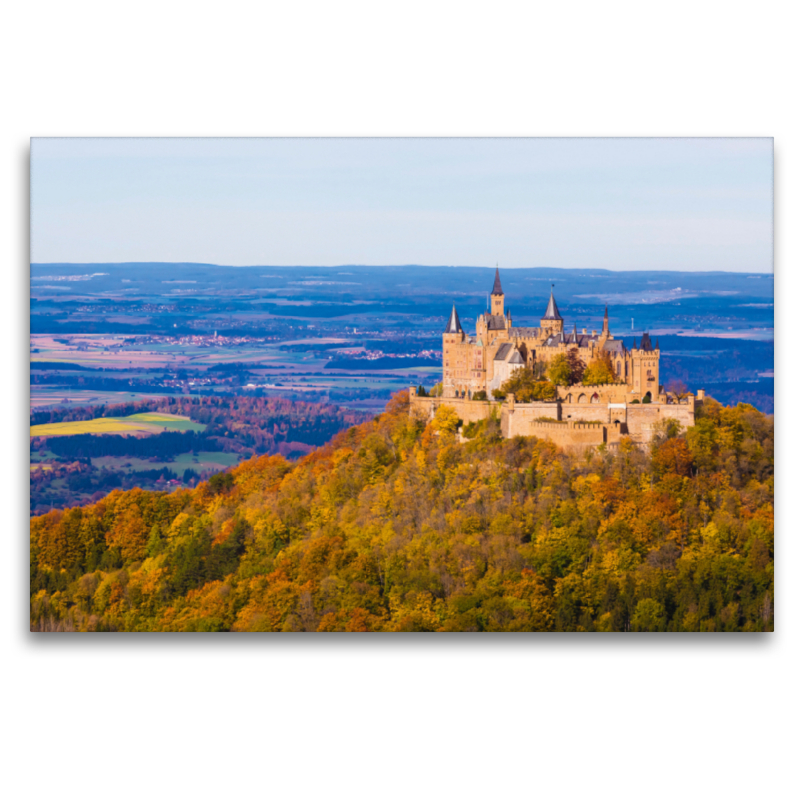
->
472, 390, 488, 401
582, 352, 616, 385
431, 405, 461, 434
496, 368, 557, 403
30, 391, 774, 632
547, 355, 572, 386
666, 379, 689, 400
565, 348, 585, 385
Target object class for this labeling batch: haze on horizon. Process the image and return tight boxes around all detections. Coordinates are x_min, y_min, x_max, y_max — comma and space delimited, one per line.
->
31, 138, 773, 273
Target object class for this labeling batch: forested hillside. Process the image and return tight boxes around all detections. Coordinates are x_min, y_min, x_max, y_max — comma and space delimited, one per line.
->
30, 396, 370, 515
30, 391, 773, 632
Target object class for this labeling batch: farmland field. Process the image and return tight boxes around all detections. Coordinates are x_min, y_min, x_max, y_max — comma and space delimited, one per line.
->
91, 451, 242, 473
30, 412, 205, 438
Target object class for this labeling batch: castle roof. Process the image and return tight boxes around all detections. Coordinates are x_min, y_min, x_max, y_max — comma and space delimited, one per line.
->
603, 339, 624, 353
444, 305, 463, 334
542, 287, 562, 320
491, 267, 504, 296
494, 343, 513, 361
493, 342, 525, 364
541, 330, 597, 348
639, 332, 654, 352
485, 313, 506, 330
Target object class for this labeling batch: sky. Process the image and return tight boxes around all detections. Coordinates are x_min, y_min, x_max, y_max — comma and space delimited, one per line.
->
30, 137, 773, 272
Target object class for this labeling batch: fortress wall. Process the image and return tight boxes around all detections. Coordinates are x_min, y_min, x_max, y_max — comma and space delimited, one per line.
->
501, 401, 561, 438
561, 403, 611, 423
558, 384, 628, 404
411, 390, 698, 449
409, 393, 498, 424
625, 403, 696, 443
523, 421, 606, 451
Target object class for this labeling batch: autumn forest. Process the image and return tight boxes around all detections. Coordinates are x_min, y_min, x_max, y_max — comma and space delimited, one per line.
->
29, 390, 774, 632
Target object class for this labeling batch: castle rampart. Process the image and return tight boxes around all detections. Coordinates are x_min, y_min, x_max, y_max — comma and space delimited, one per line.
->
410, 387, 699, 452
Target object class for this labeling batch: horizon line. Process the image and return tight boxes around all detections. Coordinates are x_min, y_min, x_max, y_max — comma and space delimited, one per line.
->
30, 262, 775, 275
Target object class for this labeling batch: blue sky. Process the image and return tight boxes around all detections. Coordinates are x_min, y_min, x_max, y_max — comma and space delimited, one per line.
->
31, 137, 773, 272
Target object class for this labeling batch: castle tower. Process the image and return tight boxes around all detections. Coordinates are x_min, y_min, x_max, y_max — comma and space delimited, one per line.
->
540, 286, 564, 335
629, 332, 660, 398
490, 267, 505, 317
443, 304, 466, 397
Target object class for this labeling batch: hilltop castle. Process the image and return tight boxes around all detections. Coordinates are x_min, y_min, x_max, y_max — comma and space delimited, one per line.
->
443, 268, 661, 401
411, 269, 703, 450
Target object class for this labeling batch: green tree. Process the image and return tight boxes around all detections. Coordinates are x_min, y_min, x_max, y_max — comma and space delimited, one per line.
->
547, 355, 571, 386
630, 599, 666, 632
496, 368, 557, 402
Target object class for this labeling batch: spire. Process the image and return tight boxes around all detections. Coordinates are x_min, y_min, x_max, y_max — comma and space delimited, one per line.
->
444, 304, 463, 334
542, 285, 562, 320
573, 322, 578, 343
633, 336, 637, 349
491, 266, 503, 296
655, 337, 659, 350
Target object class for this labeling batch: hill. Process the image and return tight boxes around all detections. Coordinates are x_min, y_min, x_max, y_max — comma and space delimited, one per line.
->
30, 391, 773, 632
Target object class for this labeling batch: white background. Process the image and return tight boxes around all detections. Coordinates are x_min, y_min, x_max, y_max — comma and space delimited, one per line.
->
2, 2, 796, 798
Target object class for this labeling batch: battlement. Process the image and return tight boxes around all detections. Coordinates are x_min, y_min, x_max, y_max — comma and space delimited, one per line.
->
409, 387, 699, 451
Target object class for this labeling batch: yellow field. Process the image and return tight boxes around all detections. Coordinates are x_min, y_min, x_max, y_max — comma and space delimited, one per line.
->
30, 413, 203, 438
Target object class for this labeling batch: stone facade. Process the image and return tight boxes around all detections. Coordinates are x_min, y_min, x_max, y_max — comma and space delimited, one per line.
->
412, 269, 704, 452
410, 388, 700, 451
441, 268, 661, 402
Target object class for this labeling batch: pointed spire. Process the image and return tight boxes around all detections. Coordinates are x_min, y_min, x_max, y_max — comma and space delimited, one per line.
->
543, 285, 562, 320
444, 304, 463, 334
573, 322, 578, 343
655, 338, 659, 350
633, 336, 637, 349
604, 305, 608, 320
491, 266, 503, 296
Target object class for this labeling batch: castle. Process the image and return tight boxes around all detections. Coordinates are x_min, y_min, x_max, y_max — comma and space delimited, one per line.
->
410, 269, 703, 450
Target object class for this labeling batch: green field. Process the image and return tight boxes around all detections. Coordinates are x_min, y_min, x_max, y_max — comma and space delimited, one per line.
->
30, 412, 205, 438
91, 451, 241, 473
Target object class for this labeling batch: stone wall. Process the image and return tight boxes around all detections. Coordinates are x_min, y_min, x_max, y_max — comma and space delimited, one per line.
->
410, 387, 699, 450
625, 401, 696, 443
409, 391, 498, 425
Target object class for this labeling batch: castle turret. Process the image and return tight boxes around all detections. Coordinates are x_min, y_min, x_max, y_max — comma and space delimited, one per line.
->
490, 267, 505, 317
541, 286, 564, 335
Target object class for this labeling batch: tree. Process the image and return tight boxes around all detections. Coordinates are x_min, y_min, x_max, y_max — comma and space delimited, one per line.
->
547, 355, 571, 386
666, 379, 689, 402
582, 352, 615, 385
496, 368, 557, 402
565, 348, 585, 385
431, 405, 460, 433
652, 437, 694, 477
